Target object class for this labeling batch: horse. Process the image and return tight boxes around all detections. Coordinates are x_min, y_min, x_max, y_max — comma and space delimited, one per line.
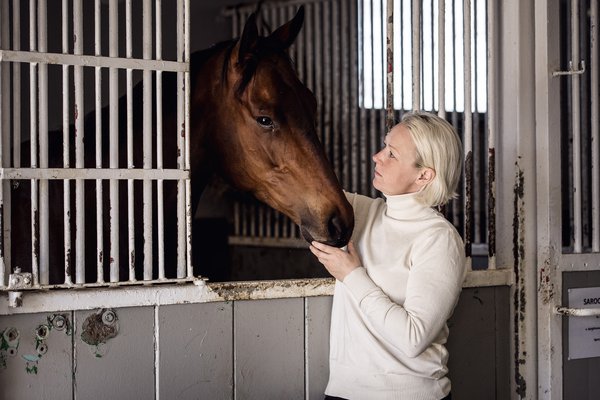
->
9, 6, 354, 284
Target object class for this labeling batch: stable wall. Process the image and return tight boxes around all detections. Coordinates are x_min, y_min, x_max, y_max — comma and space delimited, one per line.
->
0, 285, 509, 399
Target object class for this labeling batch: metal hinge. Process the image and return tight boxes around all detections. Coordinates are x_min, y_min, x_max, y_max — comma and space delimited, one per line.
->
6, 267, 33, 308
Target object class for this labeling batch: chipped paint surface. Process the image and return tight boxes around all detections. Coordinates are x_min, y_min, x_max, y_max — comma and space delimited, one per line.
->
81, 309, 119, 357
487, 148, 496, 259
465, 151, 474, 258
207, 278, 335, 301
512, 166, 527, 397
538, 246, 557, 305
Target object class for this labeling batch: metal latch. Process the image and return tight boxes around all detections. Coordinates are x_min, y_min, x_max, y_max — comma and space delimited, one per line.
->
552, 60, 586, 77
7, 267, 33, 308
554, 306, 600, 317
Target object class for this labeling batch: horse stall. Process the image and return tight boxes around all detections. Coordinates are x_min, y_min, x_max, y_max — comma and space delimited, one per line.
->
0, 0, 598, 399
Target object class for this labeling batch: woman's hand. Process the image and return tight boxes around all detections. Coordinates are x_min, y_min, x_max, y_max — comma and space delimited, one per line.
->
309, 240, 361, 282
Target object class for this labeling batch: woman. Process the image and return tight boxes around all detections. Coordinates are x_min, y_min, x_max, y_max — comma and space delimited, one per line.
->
310, 111, 466, 400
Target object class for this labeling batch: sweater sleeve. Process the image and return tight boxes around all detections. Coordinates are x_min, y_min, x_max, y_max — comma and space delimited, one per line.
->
343, 228, 466, 358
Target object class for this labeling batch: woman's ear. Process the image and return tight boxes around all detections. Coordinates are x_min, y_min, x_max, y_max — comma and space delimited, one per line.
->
416, 167, 436, 187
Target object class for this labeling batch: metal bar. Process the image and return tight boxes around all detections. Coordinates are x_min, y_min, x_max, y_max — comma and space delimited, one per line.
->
438, 0, 445, 118
156, 0, 165, 279
332, 1, 340, 176
0, 50, 187, 72
109, 0, 119, 282
184, 0, 192, 277
95, 0, 104, 284
126, 0, 135, 282
30, 0, 39, 286
0, 0, 5, 288
38, 0, 49, 285
369, 0, 376, 197
571, 0, 582, 253
143, 0, 153, 280
74, 0, 85, 284
591, 0, 599, 252
0, 0, 9, 287
62, 0, 71, 284
412, 0, 421, 110
487, 0, 497, 269
385, 0, 394, 130
349, 0, 358, 191
555, 306, 600, 317
463, 0, 473, 268
0, 168, 189, 181
176, 0, 185, 277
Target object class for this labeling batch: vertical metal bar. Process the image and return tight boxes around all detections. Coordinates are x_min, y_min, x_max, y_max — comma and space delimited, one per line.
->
62, 0, 72, 284
143, 0, 153, 280
176, 0, 185, 277
126, 0, 135, 281
0, 0, 6, 287
386, 0, 394, 130
438, 0, 446, 118
184, 0, 192, 277
38, 0, 49, 285
369, 0, 377, 197
592, 0, 599, 252
349, 0, 358, 191
412, 0, 421, 110
463, 0, 473, 268
109, 0, 119, 282
358, 0, 367, 194
74, 0, 85, 284
95, 0, 104, 284
6, 0, 21, 279
332, 1, 340, 176
30, 0, 39, 286
156, 0, 165, 279
571, 0, 582, 253
487, 0, 496, 269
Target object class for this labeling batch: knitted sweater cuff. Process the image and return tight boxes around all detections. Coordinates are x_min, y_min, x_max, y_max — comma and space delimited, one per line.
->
343, 267, 379, 302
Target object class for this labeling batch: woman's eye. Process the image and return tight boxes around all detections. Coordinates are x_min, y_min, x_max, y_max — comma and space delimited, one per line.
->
388, 151, 395, 158
256, 116, 274, 128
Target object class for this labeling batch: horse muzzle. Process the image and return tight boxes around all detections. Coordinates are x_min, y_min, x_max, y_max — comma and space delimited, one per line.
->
300, 210, 354, 248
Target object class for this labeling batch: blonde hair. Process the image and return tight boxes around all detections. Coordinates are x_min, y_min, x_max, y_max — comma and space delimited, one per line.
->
400, 111, 463, 207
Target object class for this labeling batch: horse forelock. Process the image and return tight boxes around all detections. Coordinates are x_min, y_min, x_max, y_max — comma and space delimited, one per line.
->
223, 37, 295, 98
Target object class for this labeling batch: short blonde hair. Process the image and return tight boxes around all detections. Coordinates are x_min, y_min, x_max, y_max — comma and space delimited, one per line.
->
400, 111, 463, 207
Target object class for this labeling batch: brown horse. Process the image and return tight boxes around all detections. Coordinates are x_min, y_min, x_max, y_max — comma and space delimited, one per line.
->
9, 7, 353, 284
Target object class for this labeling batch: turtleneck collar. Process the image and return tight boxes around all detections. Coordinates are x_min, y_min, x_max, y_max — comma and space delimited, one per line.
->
383, 191, 434, 220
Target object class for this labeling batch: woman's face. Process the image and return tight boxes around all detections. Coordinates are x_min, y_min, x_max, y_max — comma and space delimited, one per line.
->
372, 124, 422, 196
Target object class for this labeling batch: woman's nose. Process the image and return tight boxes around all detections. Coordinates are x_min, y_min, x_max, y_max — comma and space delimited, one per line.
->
372, 150, 382, 163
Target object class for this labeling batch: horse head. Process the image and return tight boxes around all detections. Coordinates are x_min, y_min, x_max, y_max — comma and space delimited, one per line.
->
192, 7, 353, 247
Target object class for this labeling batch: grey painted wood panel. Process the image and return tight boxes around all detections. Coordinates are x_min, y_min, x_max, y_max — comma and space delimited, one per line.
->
0, 312, 73, 400
234, 298, 304, 400
74, 307, 155, 400
305, 296, 332, 399
159, 301, 233, 399
447, 287, 510, 399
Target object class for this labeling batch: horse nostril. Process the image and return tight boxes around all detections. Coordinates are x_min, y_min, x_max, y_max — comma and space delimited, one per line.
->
328, 214, 344, 241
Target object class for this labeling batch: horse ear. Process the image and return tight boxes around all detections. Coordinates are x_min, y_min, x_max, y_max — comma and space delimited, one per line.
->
238, 12, 259, 64
268, 6, 304, 50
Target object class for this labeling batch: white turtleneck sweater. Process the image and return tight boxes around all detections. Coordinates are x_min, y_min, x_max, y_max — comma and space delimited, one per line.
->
325, 192, 466, 400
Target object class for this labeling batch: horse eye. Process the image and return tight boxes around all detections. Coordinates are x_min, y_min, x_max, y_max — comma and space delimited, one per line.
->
256, 116, 274, 128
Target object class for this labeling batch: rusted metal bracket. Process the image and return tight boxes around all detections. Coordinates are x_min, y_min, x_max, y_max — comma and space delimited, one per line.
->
552, 60, 586, 77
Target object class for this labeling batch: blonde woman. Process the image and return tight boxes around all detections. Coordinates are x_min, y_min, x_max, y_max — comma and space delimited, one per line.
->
310, 111, 466, 400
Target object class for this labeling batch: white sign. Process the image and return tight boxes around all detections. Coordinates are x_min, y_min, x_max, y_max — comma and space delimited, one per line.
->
568, 287, 600, 360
